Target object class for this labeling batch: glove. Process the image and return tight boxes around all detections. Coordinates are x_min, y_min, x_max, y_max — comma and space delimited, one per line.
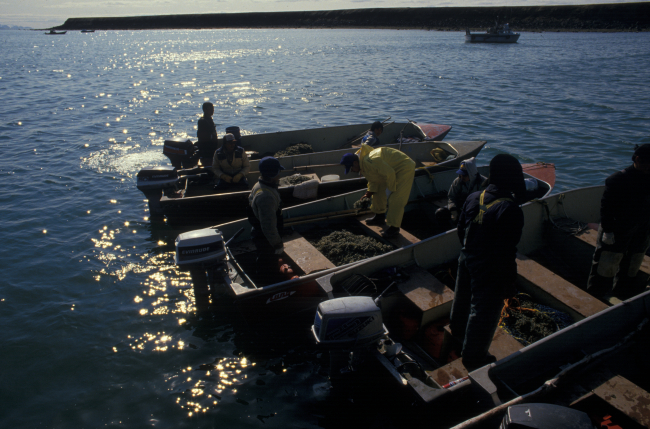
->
220, 174, 232, 183
274, 246, 285, 255
232, 173, 244, 183
363, 191, 374, 199
602, 232, 615, 245
450, 210, 459, 223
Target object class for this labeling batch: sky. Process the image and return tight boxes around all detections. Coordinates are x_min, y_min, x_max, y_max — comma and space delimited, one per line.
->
0, 0, 638, 29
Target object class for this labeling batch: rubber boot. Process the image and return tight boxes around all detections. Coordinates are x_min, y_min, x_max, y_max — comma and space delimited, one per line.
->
382, 226, 400, 238
366, 213, 386, 226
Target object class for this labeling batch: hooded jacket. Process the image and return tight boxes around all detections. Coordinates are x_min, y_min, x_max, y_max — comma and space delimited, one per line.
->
448, 157, 487, 212
356, 144, 414, 194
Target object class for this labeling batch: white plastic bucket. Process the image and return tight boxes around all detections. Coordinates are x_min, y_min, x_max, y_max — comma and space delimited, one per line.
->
321, 174, 340, 182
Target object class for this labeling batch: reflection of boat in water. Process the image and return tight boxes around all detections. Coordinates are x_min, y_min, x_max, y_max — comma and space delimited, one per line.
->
45, 30, 66, 35
465, 23, 520, 44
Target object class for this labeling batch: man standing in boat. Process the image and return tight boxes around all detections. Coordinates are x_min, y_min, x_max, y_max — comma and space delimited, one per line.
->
361, 121, 384, 146
247, 157, 289, 277
196, 102, 218, 166
450, 154, 525, 371
587, 144, 650, 301
339, 145, 415, 238
212, 133, 250, 190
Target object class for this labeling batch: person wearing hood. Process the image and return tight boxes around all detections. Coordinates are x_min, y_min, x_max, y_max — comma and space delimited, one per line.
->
340, 144, 415, 238
449, 154, 525, 371
247, 157, 287, 276
587, 144, 650, 301
361, 121, 384, 147
437, 157, 487, 226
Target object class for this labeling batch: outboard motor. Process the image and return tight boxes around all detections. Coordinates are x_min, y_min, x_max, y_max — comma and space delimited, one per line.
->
175, 228, 229, 312
163, 138, 198, 169
500, 404, 593, 429
136, 166, 181, 216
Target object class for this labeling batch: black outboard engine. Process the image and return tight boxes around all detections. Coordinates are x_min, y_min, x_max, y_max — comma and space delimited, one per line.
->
163, 138, 198, 169
136, 166, 181, 217
501, 404, 594, 429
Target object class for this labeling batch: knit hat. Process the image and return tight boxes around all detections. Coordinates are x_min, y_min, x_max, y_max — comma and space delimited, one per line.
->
484, 154, 525, 195
633, 144, 650, 162
258, 157, 284, 179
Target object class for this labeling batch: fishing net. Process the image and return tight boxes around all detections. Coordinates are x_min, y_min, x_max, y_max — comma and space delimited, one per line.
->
279, 174, 312, 187
312, 230, 393, 266
353, 196, 372, 210
499, 293, 572, 346
274, 143, 314, 158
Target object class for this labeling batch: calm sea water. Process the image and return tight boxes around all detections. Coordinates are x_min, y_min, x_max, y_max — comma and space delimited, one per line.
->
1, 29, 649, 428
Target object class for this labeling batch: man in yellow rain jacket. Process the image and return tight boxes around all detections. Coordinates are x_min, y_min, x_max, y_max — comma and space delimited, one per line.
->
340, 144, 415, 238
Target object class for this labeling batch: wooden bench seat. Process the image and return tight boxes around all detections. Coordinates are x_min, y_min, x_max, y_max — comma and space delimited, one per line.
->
516, 252, 608, 320
356, 213, 420, 248
282, 231, 335, 275
397, 265, 454, 327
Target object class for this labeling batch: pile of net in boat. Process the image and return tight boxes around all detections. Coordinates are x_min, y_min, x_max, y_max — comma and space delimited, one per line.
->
279, 174, 313, 187
353, 196, 372, 210
312, 230, 393, 266
274, 143, 314, 158
499, 293, 572, 346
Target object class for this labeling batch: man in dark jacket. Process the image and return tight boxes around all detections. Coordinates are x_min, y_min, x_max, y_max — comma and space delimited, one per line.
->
450, 154, 525, 371
587, 144, 650, 300
196, 102, 218, 165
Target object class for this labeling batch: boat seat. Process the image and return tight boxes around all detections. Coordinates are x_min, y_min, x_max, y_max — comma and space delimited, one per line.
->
515, 252, 608, 320
393, 265, 454, 328
282, 231, 335, 275
570, 374, 650, 428
354, 214, 420, 248
428, 326, 524, 388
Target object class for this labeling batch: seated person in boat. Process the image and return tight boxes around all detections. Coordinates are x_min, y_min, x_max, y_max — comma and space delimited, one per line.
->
212, 133, 250, 190
361, 121, 384, 146
196, 102, 218, 166
340, 145, 415, 238
587, 144, 650, 301
450, 154, 525, 371
247, 157, 288, 276
436, 157, 487, 226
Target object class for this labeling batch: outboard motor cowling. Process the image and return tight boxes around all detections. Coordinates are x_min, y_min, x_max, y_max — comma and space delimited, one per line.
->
136, 166, 181, 216
501, 404, 593, 428
163, 138, 198, 169
175, 228, 226, 267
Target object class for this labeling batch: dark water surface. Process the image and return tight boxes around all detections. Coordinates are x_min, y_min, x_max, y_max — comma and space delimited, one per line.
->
1, 29, 649, 428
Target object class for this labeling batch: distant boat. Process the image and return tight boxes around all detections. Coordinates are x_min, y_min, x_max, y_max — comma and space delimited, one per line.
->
80, 30, 95, 33
465, 23, 519, 43
45, 30, 66, 35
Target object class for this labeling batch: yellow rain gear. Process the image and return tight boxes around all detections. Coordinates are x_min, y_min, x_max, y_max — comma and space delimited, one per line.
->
356, 144, 415, 228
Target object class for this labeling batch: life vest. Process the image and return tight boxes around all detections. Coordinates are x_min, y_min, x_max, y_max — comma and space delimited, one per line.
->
216, 146, 244, 162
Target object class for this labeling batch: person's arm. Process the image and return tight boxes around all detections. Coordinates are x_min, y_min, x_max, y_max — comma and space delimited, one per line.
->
212, 152, 225, 177
600, 172, 623, 233
239, 151, 250, 176
447, 179, 462, 211
257, 197, 283, 248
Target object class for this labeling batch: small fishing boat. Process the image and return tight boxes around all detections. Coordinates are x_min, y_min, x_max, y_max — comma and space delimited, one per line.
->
465, 23, 520, 44
140, 140, 484, 226
80, 30, 95, 33
137, 120, 451, 224
174, 163, 554, 317
308, 185, 650, 427
45, 30, 66, 35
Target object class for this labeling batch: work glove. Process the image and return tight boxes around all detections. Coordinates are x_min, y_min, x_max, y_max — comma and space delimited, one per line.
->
232, 173, 244, 183
363, 191, 374, 199
220, 174, 232, 183
602, 232, 615, 245
274, 246, 285, 255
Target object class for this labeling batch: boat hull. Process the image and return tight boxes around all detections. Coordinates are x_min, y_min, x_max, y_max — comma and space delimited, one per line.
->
465, 33, 520, 43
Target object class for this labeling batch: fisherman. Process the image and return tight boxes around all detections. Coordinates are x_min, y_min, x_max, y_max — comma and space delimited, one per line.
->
196, 102, 218, 166
212, 133, 250, 190
247, 157, 287, 276
587, 144, 650, 301
361, 121, 384, 146
449, 154, 525, 371
436, 157, 486, 226
340, 145, 415, 238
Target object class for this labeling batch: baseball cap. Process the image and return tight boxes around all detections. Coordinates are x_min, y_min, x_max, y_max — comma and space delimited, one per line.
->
340, 153, 357, 175
258, 157, 284, 179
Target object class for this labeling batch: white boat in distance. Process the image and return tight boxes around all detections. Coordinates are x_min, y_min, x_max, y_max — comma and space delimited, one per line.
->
465, 23, 520, 44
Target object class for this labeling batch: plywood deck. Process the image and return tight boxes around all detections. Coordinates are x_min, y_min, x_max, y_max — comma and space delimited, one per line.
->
356, 213, 420, 248
282, 231, 335, 275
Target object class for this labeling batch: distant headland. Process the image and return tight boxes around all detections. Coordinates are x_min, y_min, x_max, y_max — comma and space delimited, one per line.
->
53, 3, 649, 32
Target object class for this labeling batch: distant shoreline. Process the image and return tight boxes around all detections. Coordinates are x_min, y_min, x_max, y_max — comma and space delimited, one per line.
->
52, 3, 650, 32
